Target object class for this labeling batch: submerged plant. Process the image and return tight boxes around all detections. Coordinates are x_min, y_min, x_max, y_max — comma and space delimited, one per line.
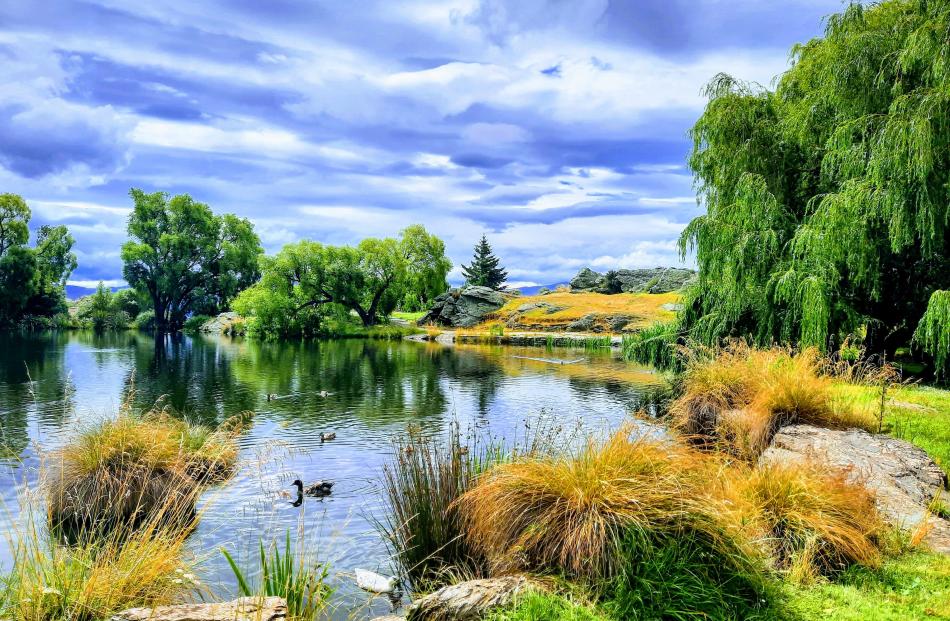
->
222, 531, 331, 620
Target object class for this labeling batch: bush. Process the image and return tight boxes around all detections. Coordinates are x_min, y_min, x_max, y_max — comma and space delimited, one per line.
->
670, 345, 876, 459
457, 427, 758, 584
46, 407, 238, 533
182, 314, 212, 334
131, 309, 155, 331
621, 321, 683, 371
737, 462, 882, 581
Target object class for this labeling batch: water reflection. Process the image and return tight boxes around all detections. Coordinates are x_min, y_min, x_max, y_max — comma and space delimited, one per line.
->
0, 332, 664, 619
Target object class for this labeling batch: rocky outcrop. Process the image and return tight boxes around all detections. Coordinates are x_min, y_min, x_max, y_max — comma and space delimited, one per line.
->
114, 597, 287, 621
407, 576, 538, 621
759, 424, 950, 552
421, 286, 506, 328
569, 267, 696, 294
200, 312, 245, 335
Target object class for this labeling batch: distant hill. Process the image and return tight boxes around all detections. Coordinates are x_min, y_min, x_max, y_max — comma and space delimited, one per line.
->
517, 283, 568, 296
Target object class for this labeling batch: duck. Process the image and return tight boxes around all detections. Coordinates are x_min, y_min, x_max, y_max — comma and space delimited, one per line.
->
320, 432, 336, 442
267, 393, 278, 401
318, 390, 333, 398
293, 479, 334, 498
281, 483, 304, 507
355, 568, 399, 594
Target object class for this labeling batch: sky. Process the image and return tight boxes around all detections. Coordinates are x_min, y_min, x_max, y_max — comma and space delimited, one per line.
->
0, 0, 844, 290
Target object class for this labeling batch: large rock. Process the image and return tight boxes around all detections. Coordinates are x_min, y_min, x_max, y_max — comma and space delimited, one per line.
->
569, 267, 696, 294
407, 576, 537, 621
759, 424, 950, 552
200, 312, 244, 335
114, 597, 287, 621
421, 286, 506, 328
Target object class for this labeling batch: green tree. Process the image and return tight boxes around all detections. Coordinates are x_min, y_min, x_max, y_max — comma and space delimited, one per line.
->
400, 224, 452, 311
234, 225, 449, 336
0, 194, 76, 326
680, 1, 950, 376
121, 189, 263, 332
461, 235, 507, 290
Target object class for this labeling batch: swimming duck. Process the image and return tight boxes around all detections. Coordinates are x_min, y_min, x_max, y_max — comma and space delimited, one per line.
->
293, 479, 334, 497
320, 432, 336, 442
355, 568, 398, 594
282, 483, 304, 507
267, 393, 277, 401
318, 390, 333, 398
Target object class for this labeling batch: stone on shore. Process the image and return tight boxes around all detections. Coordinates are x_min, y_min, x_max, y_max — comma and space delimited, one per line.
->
759, 424, 950, 552
113, 597, 287, 621
200, 311, 245, 335
407, 576, 538, 621
421, 286, 506, 328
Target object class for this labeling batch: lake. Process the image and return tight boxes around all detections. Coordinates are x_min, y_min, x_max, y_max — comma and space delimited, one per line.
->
0, 331, 664, 618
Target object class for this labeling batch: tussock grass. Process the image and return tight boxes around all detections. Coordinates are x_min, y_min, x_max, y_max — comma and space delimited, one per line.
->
670, 345, 876, 459
487, 592, 610, 621
46, 405, 239, 533
735, 462, 882, 581
1, 506, 198, 621
457, 427, 757, 584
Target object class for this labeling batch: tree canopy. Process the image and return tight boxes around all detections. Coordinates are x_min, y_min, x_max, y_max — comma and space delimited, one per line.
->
0, 193, 77, 326
234, 225, 451, 336
121, 189, 263, 332
461, 234, 507, 290
681, 0, 950, 377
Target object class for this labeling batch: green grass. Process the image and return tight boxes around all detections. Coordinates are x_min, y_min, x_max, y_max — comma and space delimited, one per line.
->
392, 311, 426, 323
486, 592, 611, 621
783, 552, 950, 620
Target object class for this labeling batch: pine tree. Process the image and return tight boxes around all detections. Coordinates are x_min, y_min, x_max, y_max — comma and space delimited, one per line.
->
461, 235, 507, 290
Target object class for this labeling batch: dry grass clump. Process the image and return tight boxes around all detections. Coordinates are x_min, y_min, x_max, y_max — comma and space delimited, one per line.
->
670, 345, 876, 459
46, 408, 239, 532
456, 427, 754, 583
734, 462, 883, 582
0, 517, 197, 621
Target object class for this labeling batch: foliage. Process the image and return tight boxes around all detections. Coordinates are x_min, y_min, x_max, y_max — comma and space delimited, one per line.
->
121, 189, 263, 332
0, 194, 76, 327
736, 462, 882, 582
670, 345, 876, 459
377, 428, 491, 590
130, 309, 155, 331
234, 225, 450, 336
399, 224, 452, 311
913, 290, 950, 380
75, 284, 130, 331
621, 321, 683, 371
182, 314, 213, 334
681, 1, 950, 376
461, 234, 507, 290
222, 531, 331, 620
457, 427, 759, 584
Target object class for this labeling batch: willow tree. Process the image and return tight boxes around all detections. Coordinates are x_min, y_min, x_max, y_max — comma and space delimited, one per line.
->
681, 1, 950, 377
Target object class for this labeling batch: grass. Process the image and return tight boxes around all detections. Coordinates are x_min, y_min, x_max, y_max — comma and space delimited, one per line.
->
392, 311, 426, 323
735, 462, 882, 581
222, 531, 331, 620
783, 551, 950, 620
377, 427, 495, 590
486, 592, 611, 621
621, 321, 682, 371
472, 290, 679, 334
45, 405, 239, 532
457, 426, 758, 583
669, 345, 877, 459
1, 495, 199, 621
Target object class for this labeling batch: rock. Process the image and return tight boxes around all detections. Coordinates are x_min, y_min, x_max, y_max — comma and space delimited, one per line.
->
370, 617, 406, 621
421, 287, 506, 328
661, 303, 683, 312
200, 312, 244, 335
607, 315, 633, 332
759, 424, 950, 552
567, 313, 598, 332
114, 597, 287, 621
515, 302, 561, 315
569, 267, 696, 294
569, 267, 604, 291
407, 576, 538, 621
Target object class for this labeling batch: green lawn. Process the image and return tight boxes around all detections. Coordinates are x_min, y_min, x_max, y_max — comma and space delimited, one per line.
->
391, 310, 426, 323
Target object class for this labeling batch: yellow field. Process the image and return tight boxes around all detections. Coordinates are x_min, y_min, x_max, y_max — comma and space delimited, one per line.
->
473, 290, 680, 334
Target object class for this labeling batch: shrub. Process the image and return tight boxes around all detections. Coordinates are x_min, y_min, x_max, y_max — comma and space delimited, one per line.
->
670, 345, 876, 459
457, 427, 758, 584
182, 314, 212, 334
621, 321, 683, 371
45, 407, 238, 533
131, 309, 155, 331
377, 429, 493, 590
736, 462, 882, 581
222, 531, 331, 620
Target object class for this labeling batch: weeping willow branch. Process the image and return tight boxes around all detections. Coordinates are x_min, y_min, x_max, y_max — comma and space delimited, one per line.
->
914, 291, 950, 380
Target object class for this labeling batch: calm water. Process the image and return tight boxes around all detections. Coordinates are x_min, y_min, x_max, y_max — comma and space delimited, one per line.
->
0, 331, 663, 618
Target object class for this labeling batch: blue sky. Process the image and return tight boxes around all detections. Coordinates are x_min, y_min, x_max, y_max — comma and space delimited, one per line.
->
0, 0, 842, 289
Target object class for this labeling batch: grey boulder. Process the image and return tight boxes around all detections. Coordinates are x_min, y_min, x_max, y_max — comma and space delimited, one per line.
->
114, 597, 287, 621
421, 286, 506, 328
407, 576, 537, 621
